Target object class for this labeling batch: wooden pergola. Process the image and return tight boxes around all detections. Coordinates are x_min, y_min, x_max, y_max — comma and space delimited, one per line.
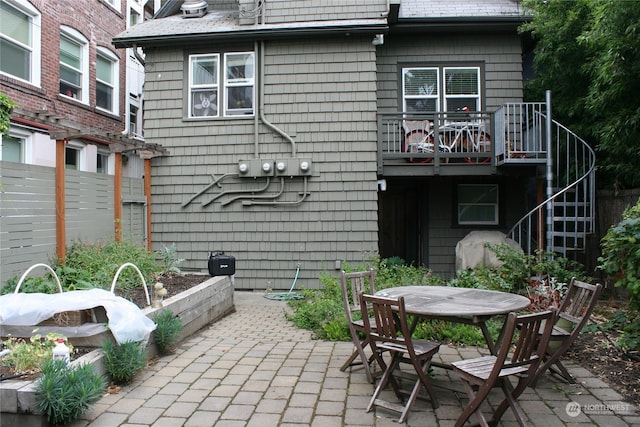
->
10, 109, 169, 261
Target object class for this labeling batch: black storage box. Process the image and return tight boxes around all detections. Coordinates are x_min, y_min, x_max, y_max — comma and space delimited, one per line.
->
208, 252, 236, 276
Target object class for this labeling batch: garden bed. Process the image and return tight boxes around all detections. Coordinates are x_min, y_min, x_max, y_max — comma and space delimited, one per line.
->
0, 274, 234, 424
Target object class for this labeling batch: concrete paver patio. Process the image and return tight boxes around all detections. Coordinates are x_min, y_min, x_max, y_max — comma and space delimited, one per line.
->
72, 291, 640, 427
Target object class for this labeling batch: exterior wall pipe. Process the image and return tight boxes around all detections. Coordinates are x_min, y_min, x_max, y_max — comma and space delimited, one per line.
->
243, 176, 309, 206
259, 41, 296, 156
222, 177, 283, 206
545, 90, 553, 254
205, 177, 271, 207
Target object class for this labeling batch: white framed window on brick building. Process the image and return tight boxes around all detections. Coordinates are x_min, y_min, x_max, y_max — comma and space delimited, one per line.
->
402, 65, 482, 113
96, 47, 119, 114
188, 51, 255, 118
1, 133, 25, 163
0, 0, 41, 86
456, 183, 499, 225
60, 27, 89, 103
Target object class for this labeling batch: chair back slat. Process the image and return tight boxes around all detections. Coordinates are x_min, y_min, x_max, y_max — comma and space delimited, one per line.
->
341, 269, 375, 321
360, 294, 415, 354
557, 278, 601, 330
499, 310, 555, 374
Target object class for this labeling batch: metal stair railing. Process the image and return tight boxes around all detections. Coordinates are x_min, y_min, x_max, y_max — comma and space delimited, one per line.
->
508, 94, 596, 258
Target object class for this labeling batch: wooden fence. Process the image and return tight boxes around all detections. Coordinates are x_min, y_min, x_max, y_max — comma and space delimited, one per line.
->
0, 161, 145, 285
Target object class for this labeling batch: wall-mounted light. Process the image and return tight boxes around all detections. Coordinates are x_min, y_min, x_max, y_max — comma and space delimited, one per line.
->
377, 179, 387, 191
372, 34, 384, 46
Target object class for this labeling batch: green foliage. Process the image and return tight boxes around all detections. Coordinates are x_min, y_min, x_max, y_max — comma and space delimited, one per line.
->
1, 333, 72, 373
102, 340, 147, 384
413, 318, 502, 347
157, 243, 186, 275
0, 274, 58, 295
521, 0, 640, 190
35, 359, 106, 426
286, 257, 444, 340
448, 244, 588, 294
598, 199, 640, 309
59, 240, 161, 293
0, 92, 17, 135
153, 309, 182, 355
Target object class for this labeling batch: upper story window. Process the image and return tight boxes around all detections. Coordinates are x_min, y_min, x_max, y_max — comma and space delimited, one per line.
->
96, 48, 118, 113
60, 28, 89, 103
188, 51, 255, 118
403, 66, 481, 114
0, 0, 41, 86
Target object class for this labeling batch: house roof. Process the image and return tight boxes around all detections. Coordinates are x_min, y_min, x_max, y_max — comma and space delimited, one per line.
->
399, 0, 524, 19
112, 9, 388, 48
112, 0, 526, 48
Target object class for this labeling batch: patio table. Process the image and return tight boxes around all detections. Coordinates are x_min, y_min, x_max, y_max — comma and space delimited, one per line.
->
375, 286, 530, 358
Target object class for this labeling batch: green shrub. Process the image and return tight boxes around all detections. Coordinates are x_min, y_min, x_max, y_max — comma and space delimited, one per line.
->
153, 309, 183, 355
0, 274, 58, 295
35, 359, 106, 426
598, 199, 640, 309
102, 340, 147, 384
1, 333, 71, 373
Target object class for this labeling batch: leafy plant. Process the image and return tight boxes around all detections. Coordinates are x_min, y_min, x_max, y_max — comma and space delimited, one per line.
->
1, 333, 72, 373
598, 199, 640, 310
102, 340, 147, 384
157, 243, 186, 275
0, 274, 59, 295
153, 309, 182, 355
0, 92, 17, 135
35, 359, 106, 426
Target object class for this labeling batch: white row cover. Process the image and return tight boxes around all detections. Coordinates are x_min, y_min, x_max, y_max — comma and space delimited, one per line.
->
0, 288, 156, 344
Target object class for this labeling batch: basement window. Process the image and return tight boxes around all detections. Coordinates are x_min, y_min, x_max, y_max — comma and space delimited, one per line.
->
457, 184, 499, 225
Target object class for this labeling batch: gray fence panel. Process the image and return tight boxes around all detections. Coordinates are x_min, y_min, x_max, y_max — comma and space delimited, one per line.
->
0, 162, 146, 285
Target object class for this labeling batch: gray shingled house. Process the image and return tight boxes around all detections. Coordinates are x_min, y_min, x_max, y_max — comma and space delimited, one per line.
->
112, 0, 595, 290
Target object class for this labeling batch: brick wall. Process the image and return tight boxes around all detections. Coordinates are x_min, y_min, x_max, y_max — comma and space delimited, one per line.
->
1, 0, 126, 136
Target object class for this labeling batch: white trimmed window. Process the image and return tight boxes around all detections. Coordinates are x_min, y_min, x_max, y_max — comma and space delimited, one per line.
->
224, 52, 254, 116
1, 133, 24, 163
188, 51, 255, 118
457, 184, 499, 225
403, 66, 481, 113
0, 0, 41, 86
97, 151, 109, 174
60, 27, 89, 103
96, 47, 119, 113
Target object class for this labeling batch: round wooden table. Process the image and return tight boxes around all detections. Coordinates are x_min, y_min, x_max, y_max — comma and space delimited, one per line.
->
375, 286, 531, 356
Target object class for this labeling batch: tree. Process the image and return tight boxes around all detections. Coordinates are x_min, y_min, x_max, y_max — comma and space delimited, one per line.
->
521, 0, 640, 190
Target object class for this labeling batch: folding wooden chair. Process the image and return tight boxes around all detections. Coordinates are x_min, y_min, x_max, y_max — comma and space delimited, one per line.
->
339, 269, 379, 383
360, 293, 440, 423
534, 278, 602, 385
452, 310, 555, 427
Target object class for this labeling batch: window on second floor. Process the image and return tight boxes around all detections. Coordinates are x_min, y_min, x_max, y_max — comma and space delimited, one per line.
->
0, 0, 41, 85
188, 51, 255, 118
96, 48, 118, 113
60, 28, 89, 103
402, 66, 481, 114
